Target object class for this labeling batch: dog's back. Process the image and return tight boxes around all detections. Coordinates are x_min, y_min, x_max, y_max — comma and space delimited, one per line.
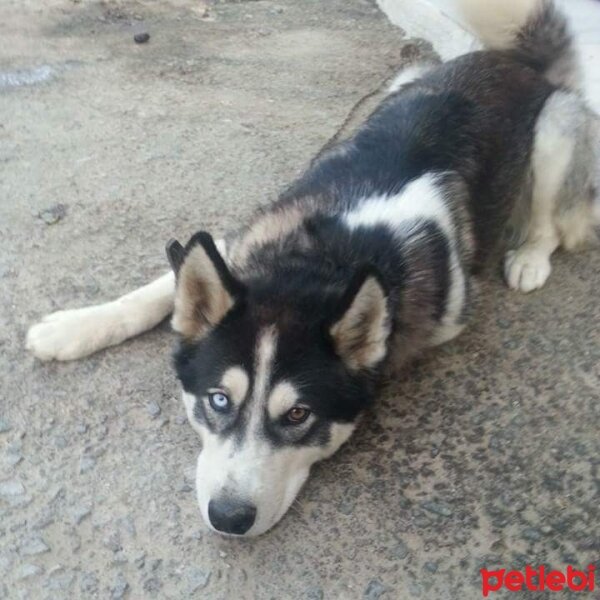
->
221, 0, 596, 363
28, 0, 598, 365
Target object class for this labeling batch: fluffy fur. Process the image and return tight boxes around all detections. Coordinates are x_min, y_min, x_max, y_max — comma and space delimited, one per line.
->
459, 0, 582, 89
27, 0, 598, 536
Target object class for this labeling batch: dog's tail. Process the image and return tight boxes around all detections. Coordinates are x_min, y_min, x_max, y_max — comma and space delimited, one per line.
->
457, 0, 580, 90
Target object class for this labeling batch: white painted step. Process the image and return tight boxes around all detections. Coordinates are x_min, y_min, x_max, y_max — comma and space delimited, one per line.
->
378, 0, 600, 114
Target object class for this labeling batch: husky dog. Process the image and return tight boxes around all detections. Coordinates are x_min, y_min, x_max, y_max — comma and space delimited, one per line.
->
27, 0, 598, 536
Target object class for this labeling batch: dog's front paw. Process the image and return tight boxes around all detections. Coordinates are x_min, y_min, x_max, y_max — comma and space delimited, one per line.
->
26, 306, 117, 361
504, 247, 552, 293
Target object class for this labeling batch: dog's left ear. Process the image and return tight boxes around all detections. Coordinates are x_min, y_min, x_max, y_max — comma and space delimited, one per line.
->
327, 267, 392, 371
166, 232, 244, 340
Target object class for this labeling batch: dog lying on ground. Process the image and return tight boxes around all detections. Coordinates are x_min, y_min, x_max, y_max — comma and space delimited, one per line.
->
27, 0, 599, 536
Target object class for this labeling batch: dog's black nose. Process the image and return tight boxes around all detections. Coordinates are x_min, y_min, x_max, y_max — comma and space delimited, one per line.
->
208, 498, 256, 535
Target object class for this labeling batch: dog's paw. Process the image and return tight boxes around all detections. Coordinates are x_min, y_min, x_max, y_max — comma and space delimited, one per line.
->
26, 305, 118, 361
504, 247, 552, 293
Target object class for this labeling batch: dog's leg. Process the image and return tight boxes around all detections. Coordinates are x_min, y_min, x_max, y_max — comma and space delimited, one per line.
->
504, 92, 579, 293
505, 92, 598, 292
27, 239, 228, 361
27, 272, 175, 361
504, 211, 560, 294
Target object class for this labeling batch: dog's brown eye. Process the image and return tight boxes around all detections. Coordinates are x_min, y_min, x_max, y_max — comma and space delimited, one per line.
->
286, 406, 310, 425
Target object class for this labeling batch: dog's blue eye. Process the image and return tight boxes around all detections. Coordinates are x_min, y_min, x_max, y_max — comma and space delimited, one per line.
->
208, 391, 230, 412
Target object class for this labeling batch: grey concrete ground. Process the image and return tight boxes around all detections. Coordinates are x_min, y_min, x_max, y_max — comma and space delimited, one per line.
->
1, 0, 599, 598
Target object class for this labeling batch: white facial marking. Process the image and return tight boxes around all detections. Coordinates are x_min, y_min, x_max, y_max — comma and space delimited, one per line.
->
252, 327, 277, 405
267, 380, 300, 420
182, 389, 204, 438
192, 415, 357, 536
220, 366, 249, 405
188, 324, 359, 536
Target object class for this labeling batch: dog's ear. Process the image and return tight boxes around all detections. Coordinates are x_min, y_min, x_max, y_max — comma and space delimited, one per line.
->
166, 232, 244, 340
327, 267, 392, 371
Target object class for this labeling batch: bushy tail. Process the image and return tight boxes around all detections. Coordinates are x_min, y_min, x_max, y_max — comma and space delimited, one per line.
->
457, 0, 580, 89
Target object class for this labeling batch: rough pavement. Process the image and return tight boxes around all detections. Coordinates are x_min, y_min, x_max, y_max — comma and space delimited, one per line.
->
1, 0, 599, 599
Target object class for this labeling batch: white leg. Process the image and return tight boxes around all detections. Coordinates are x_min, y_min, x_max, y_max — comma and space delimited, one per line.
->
504, 183, 561, 292
504, 93, 575, 293
27, 272, 175, 361
504, 238, 557, 293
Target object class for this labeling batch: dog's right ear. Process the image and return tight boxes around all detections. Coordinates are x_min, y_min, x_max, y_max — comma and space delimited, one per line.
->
166, 232, 245, 340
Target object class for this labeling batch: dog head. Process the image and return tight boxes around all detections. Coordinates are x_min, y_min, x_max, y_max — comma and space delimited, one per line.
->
167, 232, 392, 536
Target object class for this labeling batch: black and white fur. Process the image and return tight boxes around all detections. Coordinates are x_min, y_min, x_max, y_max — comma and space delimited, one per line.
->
27, 0, 599, 536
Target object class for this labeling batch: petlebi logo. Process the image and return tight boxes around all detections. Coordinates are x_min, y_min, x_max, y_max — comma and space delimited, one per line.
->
481, 564, 596, 596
